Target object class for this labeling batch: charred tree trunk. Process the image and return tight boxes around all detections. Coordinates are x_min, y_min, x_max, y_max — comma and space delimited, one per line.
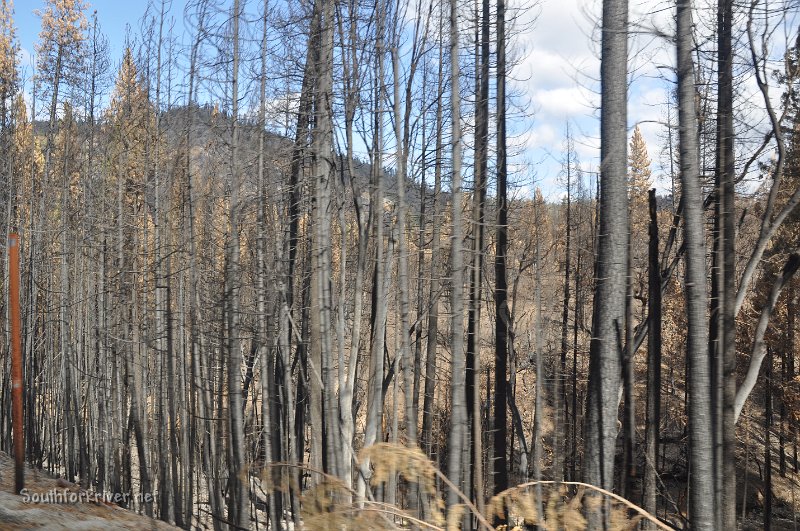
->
765, 350, 773, 531
558, 138, 572, 486
716, 0, 737, 526
493, 0, 510, 503
643, 189, 661, 525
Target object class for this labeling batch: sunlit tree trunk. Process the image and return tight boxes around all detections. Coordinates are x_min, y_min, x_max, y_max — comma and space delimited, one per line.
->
677, 2, 715, 527
358, 0, 387, 500
312, 0, 340, 479
446, 0, 467, 509
584, 0, 628, 513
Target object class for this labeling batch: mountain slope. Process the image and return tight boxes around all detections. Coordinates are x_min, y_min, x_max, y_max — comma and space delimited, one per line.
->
0, 453, 176, 530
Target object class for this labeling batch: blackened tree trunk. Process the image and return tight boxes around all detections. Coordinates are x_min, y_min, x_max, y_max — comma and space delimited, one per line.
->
533, 228, 544, 520
284, 11, 315, 523
622, 190, 635, 498
716, 0, 737, 526
765, 351, 773, 531
494, 0, 510, 500
557, 127, 572, 486
465, 0, 489, 514
644, 189, 661, 526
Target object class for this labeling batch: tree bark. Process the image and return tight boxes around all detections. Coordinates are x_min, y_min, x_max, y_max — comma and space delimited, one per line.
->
715, 0, 737, 526
584, 0, 628, 512
557, 128, 572, 486
493, 0, 510, 502
465, 0, 489, 515
257, 1, 280, 525
677, 2, 716, 527
358, 2, 387, 499
765, 350, 773, 531
643, 189, 661, 526
533, 233, 544, 520
735, 255, 800, 420
446, 0, 467, 508
310, 0, 340, 481
224, 1, 250, 526
421, 31, 445, 459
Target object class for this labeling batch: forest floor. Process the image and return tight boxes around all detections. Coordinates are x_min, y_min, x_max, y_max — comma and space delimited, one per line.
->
0, 452, 176, 530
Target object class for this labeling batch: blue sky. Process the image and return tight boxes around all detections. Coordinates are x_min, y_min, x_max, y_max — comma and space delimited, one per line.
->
16, 0, 174, 76
12, 0, 702, 199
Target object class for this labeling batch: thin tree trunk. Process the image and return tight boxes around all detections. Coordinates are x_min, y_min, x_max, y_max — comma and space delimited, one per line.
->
643, 189, 661, 526
283, 11, 315, 525
225, 1, 250, 526
358, 3, 387, 499
464, 0, 488, 519
780, 341, 787, 478
622, 234, 635, 498
493, 0, 510, 504
765, 350, 773, 531
413, 94, 429, 466
336, 0, 366, 495
421, 32, 444, 459
183, 4, 222, 526
533, 230, 544, 520
391, 47, 416, 448
257, 1, 280, 525
570, 251, 581, 482
735, 255, 800, 420
789, 285, 799, 474
557, 129, 572, 486
166, 280, 183, 527
446, 0, 467, 509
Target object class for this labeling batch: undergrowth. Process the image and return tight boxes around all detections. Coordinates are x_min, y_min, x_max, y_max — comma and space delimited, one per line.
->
260, 443, 671, 530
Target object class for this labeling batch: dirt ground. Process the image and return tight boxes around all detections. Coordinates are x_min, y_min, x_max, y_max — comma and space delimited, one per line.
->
0, 452, 176, 530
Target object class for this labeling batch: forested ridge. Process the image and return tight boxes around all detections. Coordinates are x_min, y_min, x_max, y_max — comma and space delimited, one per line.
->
0, 0, 799, 529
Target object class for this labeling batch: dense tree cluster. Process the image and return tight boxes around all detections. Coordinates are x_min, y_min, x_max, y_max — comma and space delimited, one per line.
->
0, 0, 798, 529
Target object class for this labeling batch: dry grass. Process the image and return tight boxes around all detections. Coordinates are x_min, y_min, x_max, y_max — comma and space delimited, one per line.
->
287, 444, 667, 531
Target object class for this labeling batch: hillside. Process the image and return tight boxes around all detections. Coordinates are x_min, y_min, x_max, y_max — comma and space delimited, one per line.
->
0, 453, 176, 530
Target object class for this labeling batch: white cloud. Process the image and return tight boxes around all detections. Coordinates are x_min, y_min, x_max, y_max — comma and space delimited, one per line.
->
534, 86, 593, 118
512, 0, 681, 195
519, 123, 557, 150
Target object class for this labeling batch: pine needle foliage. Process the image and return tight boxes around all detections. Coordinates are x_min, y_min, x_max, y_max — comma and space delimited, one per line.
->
0, 0, 18, 101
